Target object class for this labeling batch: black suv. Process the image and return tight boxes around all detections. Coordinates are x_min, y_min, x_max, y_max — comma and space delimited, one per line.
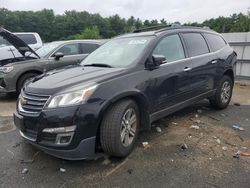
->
14, 26, 236, 160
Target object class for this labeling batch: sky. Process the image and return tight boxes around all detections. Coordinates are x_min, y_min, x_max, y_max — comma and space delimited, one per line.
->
0, 0, 249, 23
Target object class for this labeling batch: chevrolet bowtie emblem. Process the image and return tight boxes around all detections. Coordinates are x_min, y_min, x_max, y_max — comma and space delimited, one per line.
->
19, 97, 27, 105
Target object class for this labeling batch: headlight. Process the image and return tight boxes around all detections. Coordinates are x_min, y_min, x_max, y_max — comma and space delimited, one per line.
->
47, 84, 98, 108
0, 66, 14, 73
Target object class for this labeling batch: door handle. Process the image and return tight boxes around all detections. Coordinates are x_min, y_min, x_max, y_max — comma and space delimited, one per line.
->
211, 60, 218, 64
183, 67, 192, 72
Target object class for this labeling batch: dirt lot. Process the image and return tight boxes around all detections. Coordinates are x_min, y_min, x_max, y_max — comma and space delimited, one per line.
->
0, 82, 250, 188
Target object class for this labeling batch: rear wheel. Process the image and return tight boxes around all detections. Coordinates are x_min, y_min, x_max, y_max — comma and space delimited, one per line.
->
210, 75, 233, 109
17, 73, 38, 93
100, 99, 140, 157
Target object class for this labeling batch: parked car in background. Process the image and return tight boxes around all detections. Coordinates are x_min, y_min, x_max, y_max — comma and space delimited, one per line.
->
0, 27, 104, 93
0, 31, 43, 60
14, 26, 236, 160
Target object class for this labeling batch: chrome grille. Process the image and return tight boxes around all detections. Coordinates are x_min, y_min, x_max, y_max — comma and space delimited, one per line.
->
18, 91, 50, 116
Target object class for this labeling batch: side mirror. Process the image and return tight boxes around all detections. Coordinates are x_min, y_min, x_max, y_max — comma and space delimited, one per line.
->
54, 52, 64, 60
146, 55, 166, 70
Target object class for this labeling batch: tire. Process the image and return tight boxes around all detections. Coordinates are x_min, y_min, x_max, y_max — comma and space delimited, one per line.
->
17, 73, 38, 93
210, 75, 233, 109
100, 99, 140, 157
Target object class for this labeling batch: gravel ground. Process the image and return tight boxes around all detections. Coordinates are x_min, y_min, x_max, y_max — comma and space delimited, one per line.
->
0, 82, 250, 188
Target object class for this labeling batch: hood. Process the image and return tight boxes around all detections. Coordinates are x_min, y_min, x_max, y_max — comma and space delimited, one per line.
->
0, 27, 40, 58
25, 66, 125, 95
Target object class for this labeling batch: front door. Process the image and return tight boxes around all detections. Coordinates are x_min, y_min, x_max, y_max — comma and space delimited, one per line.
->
147, 34, 192, 113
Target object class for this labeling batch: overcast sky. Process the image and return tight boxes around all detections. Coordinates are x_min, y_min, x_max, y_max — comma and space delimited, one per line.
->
1, 0, 249, 23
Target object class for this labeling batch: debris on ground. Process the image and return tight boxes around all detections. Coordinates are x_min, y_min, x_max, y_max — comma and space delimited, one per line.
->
190, 125, 200, 130
234, 102, 241, 106
127, 169, 133, 174
195, 114, 199, 118
172, 122, 178, 125
21, 168, 29, 174
197, 109, 203, 114
142, 142, 152, 149
222, 146, 227, 151
180, 143, 188, 150
102, 158, 111, 165
240, 152, 250, 157
155, 126, 162, 133
59, 168, 66, 173
220, 114, 226, 117
232, 124, 245, 131
233, 151, 241, 159
7, 149, 14, 159
216, 139, 221, 144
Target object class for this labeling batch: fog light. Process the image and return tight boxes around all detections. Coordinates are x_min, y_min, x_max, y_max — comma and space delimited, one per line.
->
43, 125, 76, 133
55, 132, 74, 145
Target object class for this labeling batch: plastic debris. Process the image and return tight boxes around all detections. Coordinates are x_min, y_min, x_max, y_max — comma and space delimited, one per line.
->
234, 102, 241, 106
190, 125, 200, 130
142, 142, 152, 149
21, 168, 28, 174
195, 114, 199, 118
59, 168, 66, 173
155, 126, 162, 133
232, 124, 245, 131
181, 143, 188, 150
172, 122, 178, 125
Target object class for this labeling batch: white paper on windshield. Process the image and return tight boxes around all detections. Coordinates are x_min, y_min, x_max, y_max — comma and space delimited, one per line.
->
128, 40, 147, 45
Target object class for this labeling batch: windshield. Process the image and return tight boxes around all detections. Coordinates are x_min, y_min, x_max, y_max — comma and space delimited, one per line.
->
81, 36, 153, 68
36, 42, 62, 58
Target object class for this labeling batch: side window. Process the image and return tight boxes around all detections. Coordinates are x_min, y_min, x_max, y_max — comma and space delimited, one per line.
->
153, 34, 185, 62
15, 34, 37, 45
0, 36, 9, 47
80, 43, 99, 54
55, 43, 80, 56
204, 33, 226, 52
182, 33, 209, 57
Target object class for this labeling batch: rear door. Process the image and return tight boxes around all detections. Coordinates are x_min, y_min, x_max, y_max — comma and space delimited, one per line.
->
181, 32, 216, 96
148, 34, 193, 113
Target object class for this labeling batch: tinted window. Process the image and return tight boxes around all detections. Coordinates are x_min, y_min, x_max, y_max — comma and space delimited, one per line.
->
153, 34, 185, 62
182, 33, 209, 57
204, 33, 226, 51
56, 43, 80, 56
15, 34, 37, 45
80, 43, 99, 54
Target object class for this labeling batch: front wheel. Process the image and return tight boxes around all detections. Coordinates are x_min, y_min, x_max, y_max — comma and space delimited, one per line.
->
100, 99, 140, 157
210, 75, 233, 109
17, 73, 38, 93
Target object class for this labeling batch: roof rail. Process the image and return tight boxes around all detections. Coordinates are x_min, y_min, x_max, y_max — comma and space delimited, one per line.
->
132, 24, 170, 33
132, 24, 210, 34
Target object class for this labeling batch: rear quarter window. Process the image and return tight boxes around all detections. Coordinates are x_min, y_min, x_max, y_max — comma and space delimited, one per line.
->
15, 34, 37, 45
204, 33, 226, 52
182, 33, 209, 57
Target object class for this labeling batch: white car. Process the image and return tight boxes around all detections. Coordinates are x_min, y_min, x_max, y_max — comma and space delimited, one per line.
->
0, 32, 43, 60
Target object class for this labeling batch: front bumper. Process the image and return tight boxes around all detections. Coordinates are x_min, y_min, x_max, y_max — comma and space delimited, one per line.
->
13, 101, 101, 160
0, 75, 16, 93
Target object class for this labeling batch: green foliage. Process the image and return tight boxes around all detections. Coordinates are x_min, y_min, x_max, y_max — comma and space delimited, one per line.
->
0, 8, 249, 42
68, 26, 101, 39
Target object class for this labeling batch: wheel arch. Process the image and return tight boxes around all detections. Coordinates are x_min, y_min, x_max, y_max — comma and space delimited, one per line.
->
16, 69, 43, 90
223, 68, 234, 83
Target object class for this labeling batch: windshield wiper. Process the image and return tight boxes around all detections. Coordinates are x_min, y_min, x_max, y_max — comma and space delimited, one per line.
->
83, 63, 113, 68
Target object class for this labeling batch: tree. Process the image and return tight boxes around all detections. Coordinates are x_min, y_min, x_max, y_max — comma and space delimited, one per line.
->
69, 26, 101, 39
